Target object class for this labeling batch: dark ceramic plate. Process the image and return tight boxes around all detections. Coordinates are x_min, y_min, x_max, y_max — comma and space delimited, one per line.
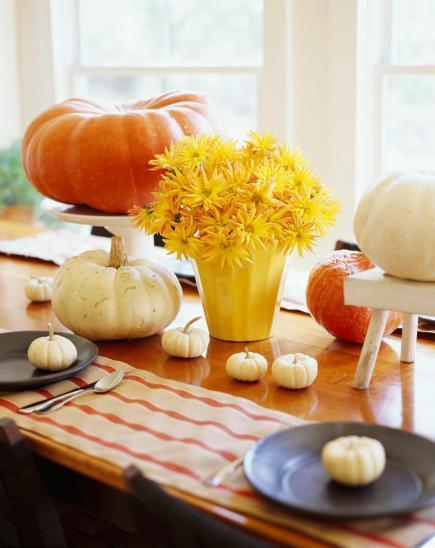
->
0, 331, 98, 391
244, 422, 435, 520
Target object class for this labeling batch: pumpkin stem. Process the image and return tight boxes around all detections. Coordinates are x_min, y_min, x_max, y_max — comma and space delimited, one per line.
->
48, 322, 54, 341
109, 236, 128, 268
183, 316, 202, 333
245, 346, 250, 359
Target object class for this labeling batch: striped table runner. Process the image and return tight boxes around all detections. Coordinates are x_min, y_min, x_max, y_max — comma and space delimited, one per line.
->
0, 356, 433, 548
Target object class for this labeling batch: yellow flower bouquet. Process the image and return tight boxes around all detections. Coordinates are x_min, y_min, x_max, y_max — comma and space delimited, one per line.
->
133, 131, 340, 341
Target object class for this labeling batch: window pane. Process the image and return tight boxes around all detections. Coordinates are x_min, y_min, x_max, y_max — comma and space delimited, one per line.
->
78, 0, 262, 67
74, 73, 257, 139
384, 76, 435, 171
169, 0, 262, 65
165, 73, 257, 139
78, 0, 166, 66
76, 75, 163, 103
391, 0, 435, 64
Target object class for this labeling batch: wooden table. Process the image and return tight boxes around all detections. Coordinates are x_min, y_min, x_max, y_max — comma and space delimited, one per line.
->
1, 250, 435, 547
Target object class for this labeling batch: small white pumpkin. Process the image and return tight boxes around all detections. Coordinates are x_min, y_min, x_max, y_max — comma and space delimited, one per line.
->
52, 236, 182, 340
24, 276, 53, 302
162, 316, 209, 358
354, 171, 435, 281
271, 353, 317, 389
322, 436, 386, 486
28, 323, 77, 371
226, 347, 268, 382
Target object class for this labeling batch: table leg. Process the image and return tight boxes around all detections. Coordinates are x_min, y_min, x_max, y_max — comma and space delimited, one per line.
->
400, 313, 418, 363
353, 310, 389, 390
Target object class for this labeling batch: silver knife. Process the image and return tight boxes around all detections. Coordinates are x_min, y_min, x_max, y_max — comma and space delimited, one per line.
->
19, 381, 97, 414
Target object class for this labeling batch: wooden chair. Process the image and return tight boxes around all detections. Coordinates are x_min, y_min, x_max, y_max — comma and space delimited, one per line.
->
124, 465, 271, 548
0, 418, 67, 547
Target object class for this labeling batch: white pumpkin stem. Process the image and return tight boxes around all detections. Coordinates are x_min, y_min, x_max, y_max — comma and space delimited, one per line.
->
245, 346, 250, 359
109, 236, 128, 268
48, 322, 54, 341
183, 316, 202, 333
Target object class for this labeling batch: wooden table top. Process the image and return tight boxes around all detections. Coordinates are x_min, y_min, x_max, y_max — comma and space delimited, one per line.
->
1, 249, 435, 547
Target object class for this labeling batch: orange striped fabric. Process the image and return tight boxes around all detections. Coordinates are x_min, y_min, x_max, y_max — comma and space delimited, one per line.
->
0, 356, 433, 548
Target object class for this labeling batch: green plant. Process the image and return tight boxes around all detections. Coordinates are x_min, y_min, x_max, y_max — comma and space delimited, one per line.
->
0, 141, 40, 208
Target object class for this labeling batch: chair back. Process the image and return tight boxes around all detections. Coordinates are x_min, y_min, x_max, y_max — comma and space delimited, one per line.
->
0, 418, 66, 547
124, 465, 271, 548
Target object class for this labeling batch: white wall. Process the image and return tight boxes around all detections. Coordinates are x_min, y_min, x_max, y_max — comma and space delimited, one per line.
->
0, 0, 21, 146
290, 0, 359, 269
16, 0, 56, 127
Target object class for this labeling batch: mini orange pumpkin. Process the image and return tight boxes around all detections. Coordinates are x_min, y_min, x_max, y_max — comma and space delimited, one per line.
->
22, 91, 224, 213
306, 250, 401, 344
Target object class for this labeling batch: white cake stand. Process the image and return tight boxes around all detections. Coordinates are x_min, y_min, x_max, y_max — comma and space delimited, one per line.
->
41, 199, 155, 258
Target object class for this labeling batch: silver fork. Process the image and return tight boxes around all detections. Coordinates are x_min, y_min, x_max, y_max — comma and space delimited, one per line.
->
203, 455, 244, 487
202, 424, 289, 487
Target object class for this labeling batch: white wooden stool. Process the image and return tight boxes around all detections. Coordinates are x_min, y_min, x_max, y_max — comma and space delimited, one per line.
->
344, 268, 434, 389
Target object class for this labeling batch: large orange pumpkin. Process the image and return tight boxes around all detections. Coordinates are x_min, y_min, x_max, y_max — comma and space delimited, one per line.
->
306, 250, 401, 343
22, 91, 224, 213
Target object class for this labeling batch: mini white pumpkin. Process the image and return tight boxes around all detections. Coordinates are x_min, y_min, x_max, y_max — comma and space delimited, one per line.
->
28, 323, 77, 371
271, 353, 317, 389
354, 171, 435, 281
52, 236, 182, 340
321, 435, 386, 486
226, 347, 268, 382
162, 316, 209, 358
24, 276, 53, 302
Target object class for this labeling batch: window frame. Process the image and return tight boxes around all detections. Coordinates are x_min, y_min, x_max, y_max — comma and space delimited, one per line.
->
369, 0, 435, 178
50, 0, 291, 140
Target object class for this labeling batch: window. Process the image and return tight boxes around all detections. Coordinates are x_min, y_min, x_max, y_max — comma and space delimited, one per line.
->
374, 0, 435, 173
56, 0, 271, 140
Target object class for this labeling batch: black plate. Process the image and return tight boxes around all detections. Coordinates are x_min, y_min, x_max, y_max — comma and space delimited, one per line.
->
244, 422, 435, 520
0, 331, 98, 391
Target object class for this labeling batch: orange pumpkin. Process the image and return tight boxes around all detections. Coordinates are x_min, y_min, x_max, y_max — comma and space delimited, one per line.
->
306, 250, 401, 344
22, 91, 224, 213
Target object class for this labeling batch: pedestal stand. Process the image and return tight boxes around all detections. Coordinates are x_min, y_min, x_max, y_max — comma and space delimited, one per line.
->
42, 199, 154, 258
344, 268, 434, 389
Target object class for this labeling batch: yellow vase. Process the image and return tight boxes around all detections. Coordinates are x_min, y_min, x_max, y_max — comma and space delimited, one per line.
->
192, 245, 289, 341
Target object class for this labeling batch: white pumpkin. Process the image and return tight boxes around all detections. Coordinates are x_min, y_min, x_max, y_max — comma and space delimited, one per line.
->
24, 276, 53, 302
271, 353, 317, 389
52, 237, 182, 340
28, 323, 77, 371
354, 171, 435, 281
225, 347, 268, 382
162, 317, 209, 358
321, 435, 386, 486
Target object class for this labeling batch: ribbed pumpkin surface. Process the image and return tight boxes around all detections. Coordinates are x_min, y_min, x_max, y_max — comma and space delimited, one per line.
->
306, 250, 401, 343
22, 91, 224, 213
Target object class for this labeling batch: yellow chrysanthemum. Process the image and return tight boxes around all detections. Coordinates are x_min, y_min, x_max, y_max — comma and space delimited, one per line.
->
132, 131, 340, 267
275, 144, 307, 172
232, 207, 270, 249
184, 168, 228, 210
292, 188, 326, 223
162, 222, 202, 260
146, 196, 180, 233
200, 208, 233, 234
290, 166, 321, 194
285, 218, 317, 256
244, 130, 277, 158
209, 138, 240, 165
149, 143, 177, 171
202, 230, 251, 269
173, 134, 218, 169
130, 204, 154, 232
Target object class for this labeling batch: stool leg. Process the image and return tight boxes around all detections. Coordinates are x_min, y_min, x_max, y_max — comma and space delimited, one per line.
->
353, 310, 389, 390
400, 313, 418, 363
